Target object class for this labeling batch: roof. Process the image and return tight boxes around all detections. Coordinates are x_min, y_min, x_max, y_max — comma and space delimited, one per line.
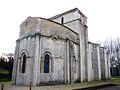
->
49, 8, 87, 20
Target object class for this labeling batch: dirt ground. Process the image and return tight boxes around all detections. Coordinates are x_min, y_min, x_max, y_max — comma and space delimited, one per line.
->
0, 80, 120, 90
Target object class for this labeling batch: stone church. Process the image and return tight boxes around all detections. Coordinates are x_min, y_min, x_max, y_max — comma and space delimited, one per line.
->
12, 8, 111, 86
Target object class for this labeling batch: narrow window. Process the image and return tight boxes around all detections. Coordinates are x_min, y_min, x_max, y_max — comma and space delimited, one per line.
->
61, 17, 64, 24
44, 54, 49, 73
25, 21, 27, 26
91, 52, 94, 69
22, 54, 26, 73
73, 56, 76, 73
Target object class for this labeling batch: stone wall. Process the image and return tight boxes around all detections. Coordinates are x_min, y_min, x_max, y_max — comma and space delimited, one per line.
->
12, 36, 35, 85
100, 47, 109, 80
87, 42, 94, 81
12, 17, 80, 85
40, 37, 65, 83
20, 17, 79, 44
18, 9, 88, 83
88, 42, 111, 81
12, 8, 111, 86
49, 8, 88, 82
92, 44, 101, 80
87, 42, 101, 81
49, 10, 80, 27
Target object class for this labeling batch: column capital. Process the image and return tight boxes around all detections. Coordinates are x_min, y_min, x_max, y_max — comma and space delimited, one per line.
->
84, 25, 88, 28
35, 32, 41, 36
16, 39, 20, 43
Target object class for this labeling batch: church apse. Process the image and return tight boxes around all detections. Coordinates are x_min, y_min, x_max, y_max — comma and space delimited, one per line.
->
12, 8, 111, 86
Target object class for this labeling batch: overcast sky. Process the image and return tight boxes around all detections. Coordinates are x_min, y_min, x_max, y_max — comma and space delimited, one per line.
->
0, 0, 120, 54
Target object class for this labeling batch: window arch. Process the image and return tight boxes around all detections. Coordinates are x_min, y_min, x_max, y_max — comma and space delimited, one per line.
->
44, 54, 50, 73
61, 17, 64, 24
21, 53, 26, 73
42, 51, 53, 73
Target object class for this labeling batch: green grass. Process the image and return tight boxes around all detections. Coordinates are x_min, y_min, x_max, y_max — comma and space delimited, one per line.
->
0, 68, 9, 74
0, 68, 10, 82
111, 76, 120, 81
0, 78, 10, 82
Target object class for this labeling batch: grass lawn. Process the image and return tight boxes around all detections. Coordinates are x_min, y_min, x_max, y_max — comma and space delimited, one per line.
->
0, 77, 119, 90
0, 68, 10, 82
0, 78, 10, 82
112, 76, 120, 80
110, 76, 120, 83
0, 68, 9, 74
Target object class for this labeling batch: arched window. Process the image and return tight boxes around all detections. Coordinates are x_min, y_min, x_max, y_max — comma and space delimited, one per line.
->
73, 56, 76, 73
44, 54, 50, 73
22, 53, 26, 73
91, 52, 94, 69
61, 17, 64, 24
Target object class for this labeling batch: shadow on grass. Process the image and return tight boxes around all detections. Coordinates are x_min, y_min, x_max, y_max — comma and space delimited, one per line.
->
73, 84, 119, 90
0, 74, 11, 82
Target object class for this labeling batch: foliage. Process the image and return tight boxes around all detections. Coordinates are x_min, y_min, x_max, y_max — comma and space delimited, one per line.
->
0, 53, 14, 80
102, 37, 120, 76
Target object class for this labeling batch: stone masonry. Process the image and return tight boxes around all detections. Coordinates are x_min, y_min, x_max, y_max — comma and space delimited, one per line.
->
12, 8, 111, 86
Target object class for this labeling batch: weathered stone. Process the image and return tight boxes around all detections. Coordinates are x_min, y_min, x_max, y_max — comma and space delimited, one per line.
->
12, 8, 111, 86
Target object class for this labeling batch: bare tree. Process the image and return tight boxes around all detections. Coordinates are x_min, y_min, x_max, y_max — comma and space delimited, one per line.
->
103, 37, 120, 76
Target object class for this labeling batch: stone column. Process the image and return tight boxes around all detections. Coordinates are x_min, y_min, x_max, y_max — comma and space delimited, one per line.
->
12, 39, 20, 84
84, 25, 88, 81
104, 49, 108, 79
69, 41, 74, 84
79, 24, 88, 82
93, 44, 101, 80
33, 33, 40, 86
79, 36, 83, 82
107, 52, 111, 78
100, 47, 108, 80
64, 41, 67, 83
38, 35, 42, 83
26, 35, 33, 85
87, 42, 93, 81
66, 40, 70, 83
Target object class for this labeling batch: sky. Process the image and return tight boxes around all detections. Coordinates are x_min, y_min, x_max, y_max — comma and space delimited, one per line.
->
0, 0, 120, 54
